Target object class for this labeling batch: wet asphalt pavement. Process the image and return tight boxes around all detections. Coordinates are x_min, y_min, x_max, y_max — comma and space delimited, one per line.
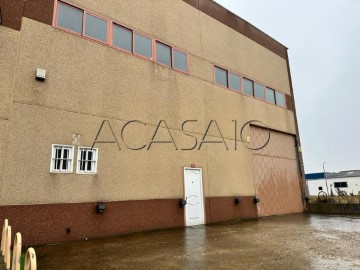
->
36, 214, 360, 269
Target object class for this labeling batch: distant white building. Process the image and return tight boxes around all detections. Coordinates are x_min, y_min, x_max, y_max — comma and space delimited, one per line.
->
305, 170, 360, 196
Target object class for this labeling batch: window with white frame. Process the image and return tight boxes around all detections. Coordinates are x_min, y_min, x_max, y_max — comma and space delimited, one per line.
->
77, 147, 98, 174
50, 145, 74, 173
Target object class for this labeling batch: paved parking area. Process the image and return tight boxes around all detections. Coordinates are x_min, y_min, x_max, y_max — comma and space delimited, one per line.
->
36, 214, 360, 269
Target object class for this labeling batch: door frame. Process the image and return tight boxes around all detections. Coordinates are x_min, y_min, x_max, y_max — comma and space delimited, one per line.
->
183, 167, 205, 226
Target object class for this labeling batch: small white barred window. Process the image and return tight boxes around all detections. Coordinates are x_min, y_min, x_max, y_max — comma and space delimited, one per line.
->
77, 147, 98, 174
50, 145, 74, 173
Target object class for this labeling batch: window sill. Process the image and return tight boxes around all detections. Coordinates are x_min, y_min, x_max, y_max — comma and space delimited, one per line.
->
76, 171, 97, 175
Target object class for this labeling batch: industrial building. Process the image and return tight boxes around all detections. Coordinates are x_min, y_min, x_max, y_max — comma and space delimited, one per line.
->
306, 170, 360, 196
0, 0, 305, 245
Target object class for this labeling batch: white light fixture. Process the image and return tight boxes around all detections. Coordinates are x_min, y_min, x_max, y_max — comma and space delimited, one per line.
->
36, 68, 46, 81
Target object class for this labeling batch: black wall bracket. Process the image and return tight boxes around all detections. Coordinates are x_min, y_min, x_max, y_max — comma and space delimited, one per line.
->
179, 199, 187, 208
96, 201, 106, 214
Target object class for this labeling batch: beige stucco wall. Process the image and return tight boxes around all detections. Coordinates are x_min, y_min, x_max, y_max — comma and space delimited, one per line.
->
0, 27, 19, 120
1, 103, 255, 204
13, 18, 296, 135
0, 120, 9, 197
0, 26, 20, 201
199, 12, 290, 94
66, 0, 290, 94
0, 0, 297, 205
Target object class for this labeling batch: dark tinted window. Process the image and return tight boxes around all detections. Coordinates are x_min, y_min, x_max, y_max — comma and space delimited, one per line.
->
275, 92, 285, 107
215, 67, 228, 87
156, 42, 171, 66
134, 33, 152, 58
113, 24, 133, 52
243, 78, 254, 96
85, 14, 108, 42
266, 87, 276, 104
55, 149, 61, 170
80, 150, 85, 171
318, 187, 323, 191
173, 50, 188, 72
254, 83, 265, 99
57, 2, 83, 34
334, 182, 348, 188
229, 73, 241, 91
87, 151, 93, 171
62, 149, 69, 170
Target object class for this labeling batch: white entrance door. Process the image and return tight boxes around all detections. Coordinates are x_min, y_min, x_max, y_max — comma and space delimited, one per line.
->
184, 168, 205, 226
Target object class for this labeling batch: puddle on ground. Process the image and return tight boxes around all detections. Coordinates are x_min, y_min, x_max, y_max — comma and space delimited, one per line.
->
36, 213, 360, 270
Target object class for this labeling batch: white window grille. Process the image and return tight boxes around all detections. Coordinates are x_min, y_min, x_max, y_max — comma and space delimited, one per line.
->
76, 147, 98, 174
50, 145, 74, 173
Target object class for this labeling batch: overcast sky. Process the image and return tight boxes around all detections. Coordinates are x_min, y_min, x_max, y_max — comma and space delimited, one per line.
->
214, 0, 360, 173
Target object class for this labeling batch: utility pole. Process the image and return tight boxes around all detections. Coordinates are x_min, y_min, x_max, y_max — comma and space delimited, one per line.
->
323, 162, 329, 195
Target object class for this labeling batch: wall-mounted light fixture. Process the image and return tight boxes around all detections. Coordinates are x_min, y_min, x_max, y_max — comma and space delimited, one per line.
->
96, 202, 106, 214
234, 197, 241, 205
35, 68, 46, 81
178, 199, 187, 208
253, 197, 260, 204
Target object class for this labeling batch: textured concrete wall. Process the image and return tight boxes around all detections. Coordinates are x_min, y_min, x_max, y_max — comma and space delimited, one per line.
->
66, 0, 290, 94
12, 17, 295, 135
0, 120, 9, 196
2, 103, 257, 204
0, 26, 20, 201
0, 27, 20, 120
1, 0, 297, 205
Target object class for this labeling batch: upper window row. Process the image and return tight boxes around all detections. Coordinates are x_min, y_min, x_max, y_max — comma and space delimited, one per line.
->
214, 66, 286, 108
56, 1, 287, 108
55, 1, 188, 73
